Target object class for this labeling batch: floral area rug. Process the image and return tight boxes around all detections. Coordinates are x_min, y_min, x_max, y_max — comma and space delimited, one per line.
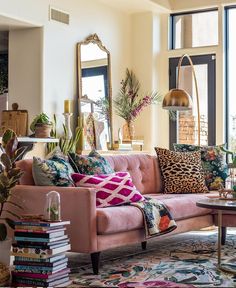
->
69, 230, 236, 287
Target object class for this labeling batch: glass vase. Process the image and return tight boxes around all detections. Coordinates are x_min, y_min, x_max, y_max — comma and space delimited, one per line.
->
123, 120, 135, 141
44, 191, 61, 222
225, 164, 236, 191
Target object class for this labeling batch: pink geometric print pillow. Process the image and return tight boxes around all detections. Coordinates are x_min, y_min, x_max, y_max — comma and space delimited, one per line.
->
71, 172, 145, 208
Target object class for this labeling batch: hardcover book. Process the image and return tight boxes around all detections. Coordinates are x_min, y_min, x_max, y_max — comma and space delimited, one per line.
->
12, 268, 70, 279
15, 227, 66, 233
12, 276, 70, 287
14, 254, 66, 263
12, 239, 69, 250
14, 235, 68, 243
11, 244, 71, 259
13, 257, 68, 267
14, 220, 70, 227
15, 230, 65, 238
14, 225, 64, 231
14, 263, 67, 274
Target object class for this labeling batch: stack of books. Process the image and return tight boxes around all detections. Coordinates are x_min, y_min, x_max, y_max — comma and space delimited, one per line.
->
11, 220, 71, 287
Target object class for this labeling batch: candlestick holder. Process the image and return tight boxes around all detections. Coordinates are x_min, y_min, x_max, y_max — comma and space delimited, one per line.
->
63, 113, 73, 139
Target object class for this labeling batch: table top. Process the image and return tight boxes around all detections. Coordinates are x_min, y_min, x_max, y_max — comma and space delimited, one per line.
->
196, 198, 236, 211
0, 137, 59, 143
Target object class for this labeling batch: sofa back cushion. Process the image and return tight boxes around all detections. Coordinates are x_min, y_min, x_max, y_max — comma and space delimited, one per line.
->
16, 154, 162, 194
104, 154, 162, 194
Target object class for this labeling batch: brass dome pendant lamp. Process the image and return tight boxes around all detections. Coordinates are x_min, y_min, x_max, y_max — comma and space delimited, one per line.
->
163, 54, 201, 146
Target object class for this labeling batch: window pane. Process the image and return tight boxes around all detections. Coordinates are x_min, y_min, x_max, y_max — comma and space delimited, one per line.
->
172, 10, 218, 49
227, 8, 236, 151
177, 64, 208, 145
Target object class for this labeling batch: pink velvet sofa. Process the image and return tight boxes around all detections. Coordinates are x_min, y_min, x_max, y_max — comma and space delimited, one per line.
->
10, 154, 226, 274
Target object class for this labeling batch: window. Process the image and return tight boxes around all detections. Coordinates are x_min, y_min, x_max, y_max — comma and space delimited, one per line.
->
226, 6, 236, 150
170, 9, 218, 49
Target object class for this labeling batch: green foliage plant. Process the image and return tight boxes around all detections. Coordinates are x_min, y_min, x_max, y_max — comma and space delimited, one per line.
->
220, 146, 236, 167
30, 113, 52, 133
0, 129, 26, 241
46, 114, 82, 155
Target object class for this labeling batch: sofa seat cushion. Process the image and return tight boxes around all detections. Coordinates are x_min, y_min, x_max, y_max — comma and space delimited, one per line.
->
97, 193, 215, 235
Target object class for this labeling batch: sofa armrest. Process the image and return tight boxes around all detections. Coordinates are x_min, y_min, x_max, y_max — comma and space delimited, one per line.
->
10, 185, 98, 253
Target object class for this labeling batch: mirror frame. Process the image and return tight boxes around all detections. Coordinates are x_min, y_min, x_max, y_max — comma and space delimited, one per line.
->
77, 33, 113, 149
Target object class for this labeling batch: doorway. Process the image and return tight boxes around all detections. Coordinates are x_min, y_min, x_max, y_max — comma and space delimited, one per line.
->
169, 54, 216, 149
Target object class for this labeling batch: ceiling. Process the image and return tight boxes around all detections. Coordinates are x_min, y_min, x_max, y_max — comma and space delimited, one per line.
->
97, 0, 171, 14
98, 0, 236, 13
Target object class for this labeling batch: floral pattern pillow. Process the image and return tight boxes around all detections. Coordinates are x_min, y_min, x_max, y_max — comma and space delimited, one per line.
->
32, 156, 75, 187
68, 150, 114, 175
174, 144, 228, 190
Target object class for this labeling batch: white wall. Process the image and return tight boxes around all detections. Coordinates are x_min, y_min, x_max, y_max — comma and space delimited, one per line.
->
0, 0, 131, 135
0, 0, 228, 152
130, 4, 225, 151
9, 28, 43, 130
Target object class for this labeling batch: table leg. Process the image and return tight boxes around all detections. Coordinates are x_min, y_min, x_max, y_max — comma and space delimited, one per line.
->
218, 210, 222, 267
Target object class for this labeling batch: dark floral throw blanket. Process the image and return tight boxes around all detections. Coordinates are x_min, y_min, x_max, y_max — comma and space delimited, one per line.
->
130, 197, 177, 238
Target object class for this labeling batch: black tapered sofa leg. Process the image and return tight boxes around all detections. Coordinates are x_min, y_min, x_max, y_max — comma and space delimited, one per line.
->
221, 227, 227, 245
91, 252, 101, 274
141, 241, 147, 250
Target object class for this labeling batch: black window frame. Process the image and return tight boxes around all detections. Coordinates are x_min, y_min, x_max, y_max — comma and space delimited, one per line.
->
225, 5, 236, 149
170, 8, 219, 50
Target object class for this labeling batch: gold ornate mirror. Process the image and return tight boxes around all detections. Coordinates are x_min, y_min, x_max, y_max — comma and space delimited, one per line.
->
77, 34, 113, 150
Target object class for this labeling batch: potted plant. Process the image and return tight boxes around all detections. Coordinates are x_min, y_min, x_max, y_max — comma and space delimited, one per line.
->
30, 113, 52, 138
0, 129, 25, 265
46, 114, 82, 155
114, 68, 162, 140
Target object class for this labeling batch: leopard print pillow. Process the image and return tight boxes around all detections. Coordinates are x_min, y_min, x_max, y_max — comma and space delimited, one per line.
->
155, 147, 209, 194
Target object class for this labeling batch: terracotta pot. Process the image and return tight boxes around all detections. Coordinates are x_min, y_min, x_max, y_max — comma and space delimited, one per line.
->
0, 238, 12, 266
35, 124, 52, 138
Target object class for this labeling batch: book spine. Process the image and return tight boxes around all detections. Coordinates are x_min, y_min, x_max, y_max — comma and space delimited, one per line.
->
13, 258, 67, 267
12, 278, 48, 287
14, 231, 65, 238
11, 252, 49, 259
15, 225, 64, 231
15, 265, 62, 272
14, 254, 66, 263
14, 265, 67, 274
14, 222, 50, 227
12, 244, 70, 259
13, 241, 69, 249
14, 237, 51, 242
15, 228, 65, 233
12, 268, 70, 279
14, 221, 70, 227
14, 238, 69, 246
14, 235, 67, 242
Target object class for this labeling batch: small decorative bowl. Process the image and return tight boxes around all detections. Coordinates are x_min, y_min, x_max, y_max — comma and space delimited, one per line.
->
219, 188, 236, 200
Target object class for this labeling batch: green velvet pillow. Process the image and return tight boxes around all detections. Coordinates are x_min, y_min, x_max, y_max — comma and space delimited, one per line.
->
174, 144, 228, 190
32, 156, 74, 187
68, 150, 114, 175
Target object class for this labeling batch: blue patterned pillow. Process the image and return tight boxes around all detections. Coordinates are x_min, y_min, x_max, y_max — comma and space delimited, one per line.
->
68, 150, 114, 175
174, 144, 228, 190
32, 156, 74, 187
